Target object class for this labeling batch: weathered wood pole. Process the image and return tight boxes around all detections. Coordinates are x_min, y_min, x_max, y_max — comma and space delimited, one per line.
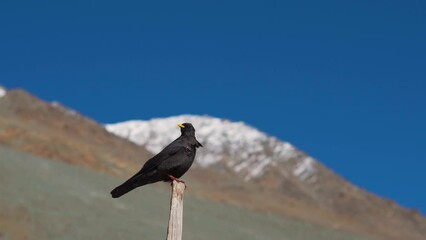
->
166, 180, 186, 240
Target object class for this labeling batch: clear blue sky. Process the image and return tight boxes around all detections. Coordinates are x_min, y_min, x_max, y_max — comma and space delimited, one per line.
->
1, 1, 425, 213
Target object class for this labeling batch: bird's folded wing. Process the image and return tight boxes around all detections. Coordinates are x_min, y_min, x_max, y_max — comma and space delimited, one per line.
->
127, 145, 184, 181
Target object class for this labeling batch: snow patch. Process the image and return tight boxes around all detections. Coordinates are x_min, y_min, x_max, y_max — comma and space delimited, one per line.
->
0, 87, 6, 98
293, 157, 315, 181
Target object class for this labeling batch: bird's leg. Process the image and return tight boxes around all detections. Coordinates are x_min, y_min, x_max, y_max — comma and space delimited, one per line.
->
167, 174, 185, 183
167, 174, 187, 188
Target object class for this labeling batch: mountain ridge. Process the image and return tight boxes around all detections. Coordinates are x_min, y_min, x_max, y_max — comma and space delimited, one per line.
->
0, 88, 151, 175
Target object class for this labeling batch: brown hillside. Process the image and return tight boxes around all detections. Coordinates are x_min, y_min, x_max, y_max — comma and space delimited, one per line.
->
0, 89, 150, 175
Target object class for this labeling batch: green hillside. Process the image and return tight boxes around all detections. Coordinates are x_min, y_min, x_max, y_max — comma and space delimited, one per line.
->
0, 146, 374, 240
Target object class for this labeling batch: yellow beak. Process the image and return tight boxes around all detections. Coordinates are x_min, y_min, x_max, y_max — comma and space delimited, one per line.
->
178, 123, 185, 128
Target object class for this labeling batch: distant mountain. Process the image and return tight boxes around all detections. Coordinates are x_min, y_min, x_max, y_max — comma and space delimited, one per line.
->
0, 87, 425, 240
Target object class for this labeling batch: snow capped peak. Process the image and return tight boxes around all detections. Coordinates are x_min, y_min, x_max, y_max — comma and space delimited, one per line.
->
0, 86, 6, 98
105, 115, 316, 181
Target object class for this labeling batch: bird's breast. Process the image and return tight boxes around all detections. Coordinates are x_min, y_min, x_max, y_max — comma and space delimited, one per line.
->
184, 146, 196, 156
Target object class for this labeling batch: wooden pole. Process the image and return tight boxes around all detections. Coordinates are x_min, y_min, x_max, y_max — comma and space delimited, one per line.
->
166, 180, 186, 240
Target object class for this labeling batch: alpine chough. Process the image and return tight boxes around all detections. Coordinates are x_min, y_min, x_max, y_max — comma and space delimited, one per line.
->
111, 123, 202, 198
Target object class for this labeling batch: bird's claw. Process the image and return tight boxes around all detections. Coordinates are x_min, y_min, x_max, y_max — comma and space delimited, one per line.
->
167, 174, 187, 189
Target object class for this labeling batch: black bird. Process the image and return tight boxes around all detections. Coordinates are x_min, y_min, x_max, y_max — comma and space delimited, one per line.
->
111, 123, 202, 198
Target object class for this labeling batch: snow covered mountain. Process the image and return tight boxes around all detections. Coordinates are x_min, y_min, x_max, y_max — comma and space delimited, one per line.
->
105, 115, 316, 182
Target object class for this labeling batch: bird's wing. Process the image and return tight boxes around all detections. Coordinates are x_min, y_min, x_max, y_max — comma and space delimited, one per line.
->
126, 144, 184, 182
142, 145, 184, 172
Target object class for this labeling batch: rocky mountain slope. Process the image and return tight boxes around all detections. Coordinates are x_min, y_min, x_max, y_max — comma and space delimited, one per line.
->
0, 87, 151, 176
0, 87, 425, 240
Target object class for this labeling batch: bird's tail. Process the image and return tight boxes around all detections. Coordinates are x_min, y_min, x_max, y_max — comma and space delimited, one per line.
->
111, 181, 139, 198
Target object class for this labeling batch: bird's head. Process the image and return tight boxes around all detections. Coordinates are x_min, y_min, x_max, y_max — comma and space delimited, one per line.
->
178, 122, 195, 135
178, 122, 203, 147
